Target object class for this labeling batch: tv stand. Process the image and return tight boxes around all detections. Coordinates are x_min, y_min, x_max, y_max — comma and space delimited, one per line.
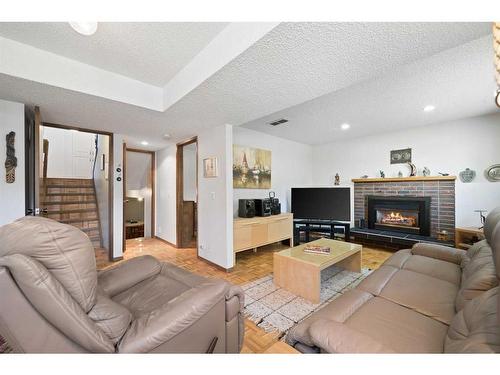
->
293, 218, 350, 243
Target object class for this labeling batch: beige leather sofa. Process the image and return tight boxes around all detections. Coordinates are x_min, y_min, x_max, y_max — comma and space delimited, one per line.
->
287, 208, 500, 353
0, 216, 244, 353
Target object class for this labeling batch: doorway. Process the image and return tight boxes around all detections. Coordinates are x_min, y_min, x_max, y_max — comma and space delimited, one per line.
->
176, 137, 198, 249
25, 108, 114, 262
124, 149, 155, 247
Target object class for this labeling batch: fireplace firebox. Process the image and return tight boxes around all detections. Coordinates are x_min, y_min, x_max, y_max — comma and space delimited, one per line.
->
367, 196, 431, 237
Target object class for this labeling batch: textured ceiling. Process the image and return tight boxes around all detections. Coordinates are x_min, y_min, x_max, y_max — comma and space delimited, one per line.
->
241, 36, 498, 144
0, 22, 495, 149
0, 22, 228, 85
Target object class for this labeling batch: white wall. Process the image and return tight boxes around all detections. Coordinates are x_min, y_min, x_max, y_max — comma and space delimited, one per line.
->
0, 100, 25, 225
125, 151, 152, 238
232, 127, 314, 217
93, 134, 110, 250
312, 113, 500, 227
42, 126, 96, 179
156, 145, 177, 245
112, 134, 124, 259
183, 143, 197, 202
198, 124, 234, 268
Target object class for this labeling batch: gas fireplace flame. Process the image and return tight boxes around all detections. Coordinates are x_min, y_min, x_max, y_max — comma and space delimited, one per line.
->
381, 211, 417, 227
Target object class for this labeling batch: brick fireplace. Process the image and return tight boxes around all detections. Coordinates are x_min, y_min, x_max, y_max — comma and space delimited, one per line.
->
353, 177, 456, 242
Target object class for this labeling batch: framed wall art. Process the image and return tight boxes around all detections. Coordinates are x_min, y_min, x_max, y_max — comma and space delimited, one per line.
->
203, 157, 218, 178
233, 145, 271, 189
390, 148, 412, 164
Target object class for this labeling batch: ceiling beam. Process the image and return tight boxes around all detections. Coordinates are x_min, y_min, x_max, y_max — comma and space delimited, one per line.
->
161, 22, 279, 110
0, 23, 279, 113
0, 36, 164, 111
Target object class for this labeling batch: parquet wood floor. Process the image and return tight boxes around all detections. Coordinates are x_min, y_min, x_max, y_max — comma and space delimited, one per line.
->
95, 238, 393, 354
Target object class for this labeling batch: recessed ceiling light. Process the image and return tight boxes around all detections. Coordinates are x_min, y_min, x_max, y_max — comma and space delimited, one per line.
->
340, 123, 351, 130
140, 141, 149, 146
163, 133, 171, 139
69, 22, 98, 36
423, 105, 436, 112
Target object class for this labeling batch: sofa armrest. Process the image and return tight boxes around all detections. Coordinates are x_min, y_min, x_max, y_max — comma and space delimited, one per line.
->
309, 320, 395, 353
117, 280, 229, 353
411, 243, 466, 265
98, 255, 161, 297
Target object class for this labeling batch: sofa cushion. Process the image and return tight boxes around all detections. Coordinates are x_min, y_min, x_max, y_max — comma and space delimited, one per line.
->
88, 289, 132, 345
403, 255, 462, 285
0, 216, 97, 312
445, 287, 500, 353
113, 272, 191, 318
456, 241, 498, 311
286, 289, 373, 347
345, 296, 448, 353
378, 269, 458, 324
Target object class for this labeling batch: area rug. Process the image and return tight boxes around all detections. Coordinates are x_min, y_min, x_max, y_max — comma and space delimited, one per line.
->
242, 265, 372, 339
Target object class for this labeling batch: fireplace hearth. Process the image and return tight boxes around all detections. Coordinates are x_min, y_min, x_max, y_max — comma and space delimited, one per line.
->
367, 196, 431, 236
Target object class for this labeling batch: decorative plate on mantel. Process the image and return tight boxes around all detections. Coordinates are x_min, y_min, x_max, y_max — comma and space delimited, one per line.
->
485, 164, 500, 182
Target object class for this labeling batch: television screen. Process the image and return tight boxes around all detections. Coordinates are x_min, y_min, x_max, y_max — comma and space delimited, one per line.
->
291, 187, 351, 221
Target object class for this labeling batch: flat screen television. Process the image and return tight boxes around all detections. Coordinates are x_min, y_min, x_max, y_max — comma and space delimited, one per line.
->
291, 187, 351, 221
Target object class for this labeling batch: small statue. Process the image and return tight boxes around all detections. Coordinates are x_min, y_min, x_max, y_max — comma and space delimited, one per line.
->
379, 170, 385, 178
423, 167, 430, 177
407, 162, 416, 177
398, 171, 403, 178
334, 173, 340, 185
361, 175, 369, 179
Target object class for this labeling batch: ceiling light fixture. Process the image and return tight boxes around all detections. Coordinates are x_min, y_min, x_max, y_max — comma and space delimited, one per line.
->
163, 133, 171, 139
423, 105, 435, 112
340, 123, 351, 130
140, 141, 149, 146
69, 22, 98, 36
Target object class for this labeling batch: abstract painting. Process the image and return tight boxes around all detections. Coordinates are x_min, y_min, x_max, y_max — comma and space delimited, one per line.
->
233, 145, 271, 189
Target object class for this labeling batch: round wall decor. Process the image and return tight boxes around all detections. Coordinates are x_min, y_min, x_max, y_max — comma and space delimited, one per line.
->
485, 164, 500, 182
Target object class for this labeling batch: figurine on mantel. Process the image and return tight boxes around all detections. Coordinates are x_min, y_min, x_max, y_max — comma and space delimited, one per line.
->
423, 167, 431, 177
398, 171, 403, 178
407, 162, 417, 177
379, 170, 385, 178
334, 173, 340, 185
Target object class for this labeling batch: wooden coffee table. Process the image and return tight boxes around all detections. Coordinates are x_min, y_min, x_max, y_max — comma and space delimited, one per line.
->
273, 238, 362, 304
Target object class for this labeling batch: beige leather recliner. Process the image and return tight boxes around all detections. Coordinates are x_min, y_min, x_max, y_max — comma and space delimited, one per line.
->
287, 208, 500, 353
0, 216, 244, 353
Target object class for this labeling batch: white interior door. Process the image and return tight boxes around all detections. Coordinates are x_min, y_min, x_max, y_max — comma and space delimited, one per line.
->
72, 131, 95, 178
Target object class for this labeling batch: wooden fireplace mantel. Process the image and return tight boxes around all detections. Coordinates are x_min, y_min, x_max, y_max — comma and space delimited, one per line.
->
351, 176, 456, 183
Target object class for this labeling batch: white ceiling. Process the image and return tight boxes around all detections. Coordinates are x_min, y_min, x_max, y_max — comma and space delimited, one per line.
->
0, 22, 228, 86
241, 35, 497, 144
0, 22, 496, 149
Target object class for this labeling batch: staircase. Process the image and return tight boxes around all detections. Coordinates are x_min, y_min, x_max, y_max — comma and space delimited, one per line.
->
41, 178, 102, 248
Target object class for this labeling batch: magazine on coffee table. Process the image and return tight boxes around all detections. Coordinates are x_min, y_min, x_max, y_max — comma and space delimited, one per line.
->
303, 245, 331, 255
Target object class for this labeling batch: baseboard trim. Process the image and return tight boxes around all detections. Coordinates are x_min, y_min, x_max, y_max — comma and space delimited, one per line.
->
197, 255, 234, 273
154, 236, 178, 248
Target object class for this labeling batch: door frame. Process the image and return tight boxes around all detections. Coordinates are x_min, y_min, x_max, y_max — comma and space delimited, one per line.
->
41, 122, 115, 262
176, 136, 198, 249
123, 148, 156, 249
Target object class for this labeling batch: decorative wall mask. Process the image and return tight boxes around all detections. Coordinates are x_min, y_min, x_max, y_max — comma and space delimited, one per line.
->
5, 131, 17, 183
459, 168, 476, 183
485, 164, 500, 182
390, 148, 412, 164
